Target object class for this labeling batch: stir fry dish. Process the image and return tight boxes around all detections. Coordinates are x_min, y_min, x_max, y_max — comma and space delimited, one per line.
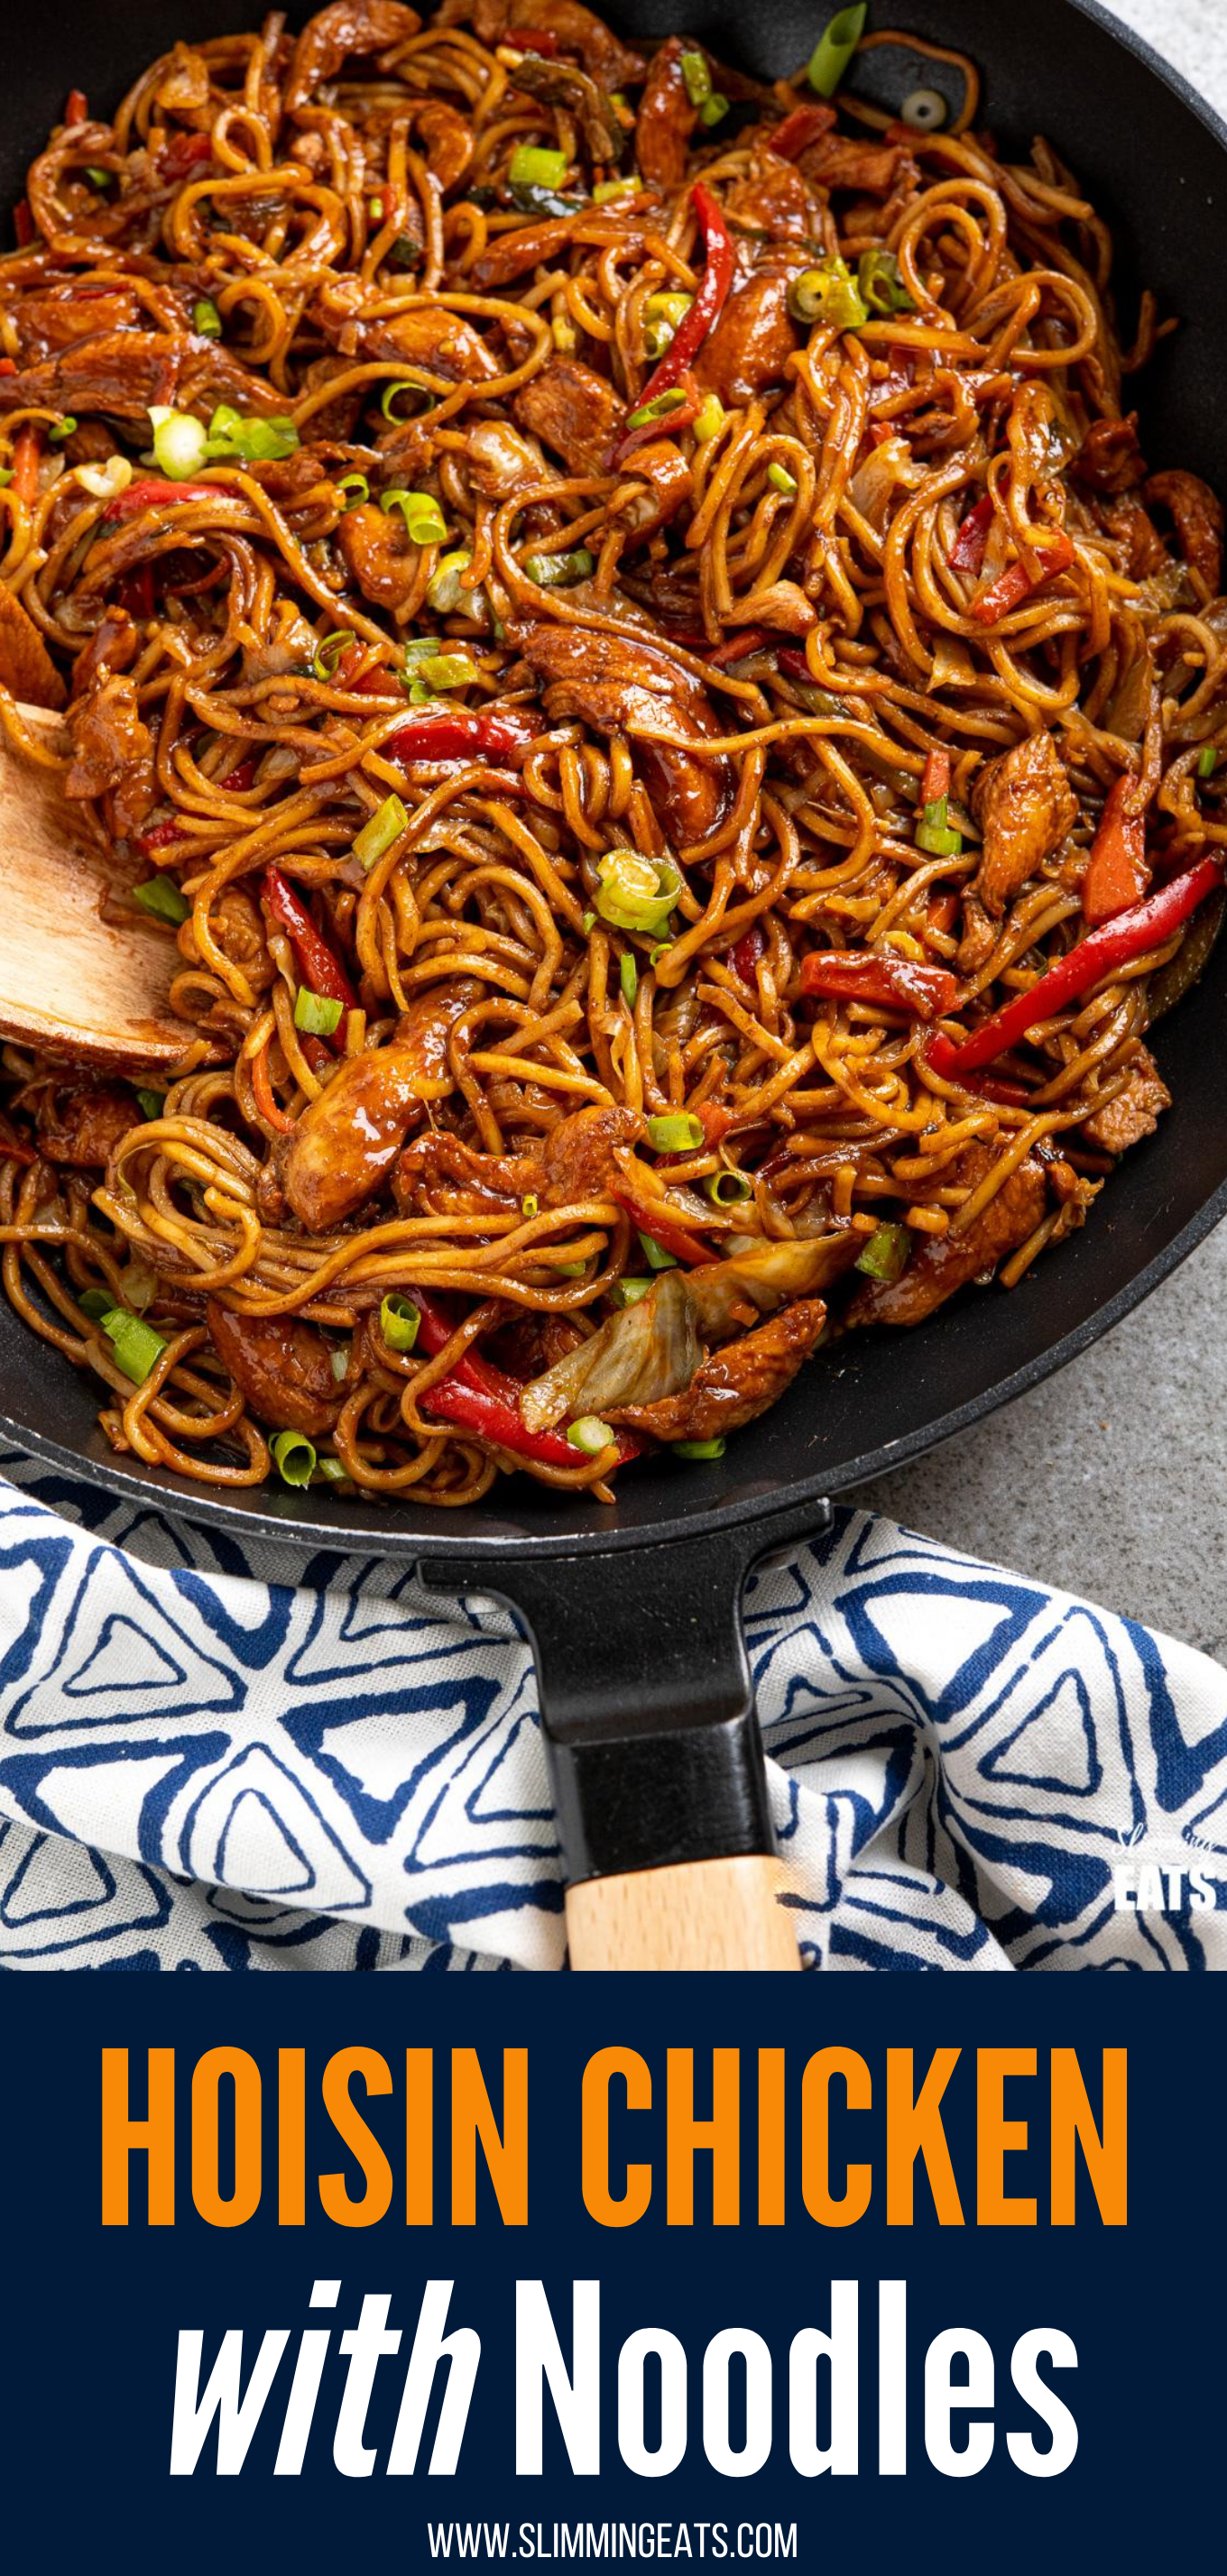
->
0, 3, 1223, 1508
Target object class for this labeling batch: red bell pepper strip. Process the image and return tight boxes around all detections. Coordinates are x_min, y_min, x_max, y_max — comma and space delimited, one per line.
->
138, 756, 259, 854
504, 27, 562, 54
706, 625, 772, 667
262, 866, 356, 1055
610, 1185, 715, 1268
65, 88, 88, 125
777, 647, 821, 685
0, 359, 14, 379
766, 102, 836, 160
623, 181, 734, 421
801, 950, 959, 1022
384, 709, 540, 764
926, 858, 1224, 1081
404, 1286, 640, 1467
10, 427, 41, 508
949, 493, 993, 575
969, 529, 1075, 626
731, 921, 765, 985
1080, 774, 1150, 925
14, 200, 32, 246
101, 477, 221, 523
614, 390, 699, 466
158, 130, 213, 179
920, 745, 951, 805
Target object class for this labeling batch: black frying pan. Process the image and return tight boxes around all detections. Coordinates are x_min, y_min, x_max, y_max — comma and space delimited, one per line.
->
4, 0, 1225, 1963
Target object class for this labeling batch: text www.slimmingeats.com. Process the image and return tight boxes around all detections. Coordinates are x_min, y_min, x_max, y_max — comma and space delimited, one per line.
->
427, 2529, 798, 2562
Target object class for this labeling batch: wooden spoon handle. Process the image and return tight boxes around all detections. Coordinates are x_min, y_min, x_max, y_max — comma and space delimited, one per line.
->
566, 1855, 801, 1972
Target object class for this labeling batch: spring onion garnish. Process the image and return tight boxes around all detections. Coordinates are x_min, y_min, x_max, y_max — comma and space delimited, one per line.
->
317, 1456, 350, 1481
76, 455, 133, 500
205, 402, 299, 462
336, 472, 369, 511
900, 85, 947, 131
402, 650, 478, 703
312, 630, 353, 680
1197, 746, 1217, 777
48, 415, 76, 445
916, 793, 964, 858
807, 5, 868, 97
610, 1276, 654, 1307
193, 298, 223, 338
582, 909, 596, 934
133, 874, 190, 925
509, 143, 569, 189
595, 850, 682, 934
329, 1345, 350, 1382
147, 404, 210, 479
134, 1087, 165, 1120
382, 487, 447, 545
427, 547, 474, 613
674, 1437, 726, 1459
693, 393, 726, 446
767, 461, 798, 494
270, 1429, 317, 1486
353, 792, 409, 869
854, 1220, 911, 1283
523, 547, 595, 587
380, 377, 429, 423
78, 1286, 115, 1320
620, 951, 638, 1007
367, 195, 386, 223
699, 92, 730, 126
380, 1293, 420, 1353
84, 165, 113, 189
0, 468, 14, 488
788, 255, 869, 332
643, 290, 693, 359
858, 247, 914, 315
522, 1192, 540, 1219
638, 1229, 678, 1271
293, 986, 344, 1036
705, 1166, 753, 1205
593, 175, 640, 203
567, 1414, 615, 1454
650, 941, 672, 967
647, 1111, 704, 1153
626, 385, 690, 430
680, 50, 712, 106
100, 1306, 168, 1385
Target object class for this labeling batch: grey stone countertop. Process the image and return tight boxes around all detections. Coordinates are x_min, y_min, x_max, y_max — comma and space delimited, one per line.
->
857, 0, 1227, 1651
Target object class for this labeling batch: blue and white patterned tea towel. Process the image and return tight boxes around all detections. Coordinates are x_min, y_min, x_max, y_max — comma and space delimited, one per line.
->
0, 1444, 1223, 1971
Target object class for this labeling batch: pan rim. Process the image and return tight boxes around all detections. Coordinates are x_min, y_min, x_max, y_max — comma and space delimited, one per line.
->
2, 0, 1226, 1562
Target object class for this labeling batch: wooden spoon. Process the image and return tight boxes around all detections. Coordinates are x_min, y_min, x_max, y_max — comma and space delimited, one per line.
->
0, 703, 186, 1071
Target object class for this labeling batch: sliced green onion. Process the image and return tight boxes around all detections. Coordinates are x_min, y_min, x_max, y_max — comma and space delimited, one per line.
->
85, 165, 113, 189
854, 1220, 911, 1283
900, 86, 947, 132
100, 1306, 167, 1385
693, 392, 726, 446
650, 941, 672, 967
0, 469, 12, 489
582, 909, 596, 934
48, 415, 76, 445
193, 297, 222, 338
767, 461, 798, 494
523, 546, 595, 588
509, 143, 569, 189
312, 630, 353, 680
329, 1345, 350, 1382
626, 385, 690, 429
638, 1229, 678, 1272
293, 987, 344, 1036
699, 93, 729, 127
353, 792, 408, 869
620, 950, 639, 1007
595, 849, 682, 934
271, 1428, 317, 1486
205, 403, 299, 463
705, 1166, 753, 1205
643, 290, 694, 359
134, 1087, 165, 1120
367, 195, 386, 223
857, 247, 914, 316
133, 874, 190, 925
916, 793, 964, 858
380, 1293, 420, 1352
680, 50, 712, 106
555, 1260, 588, 1277
79, 1286, 116, 1320
674, 1437, 726, 1460
567, 1413, 615, 1454
593, 175, 640, 203
807, 5, 868, 97
427, 547, 474, 613
336, 471, 369, 511
647, 1111, 703, 1153
788, 256, 868, 332
380, 377, 428, 424
382, 486, 447, 544
316, 1456, 350, 1481
415, 652, 477, 694
1197, 745, 1217, 777
610, 1276, 654, 1308
521, 1192, 540, 1219
147, 405, 210, 480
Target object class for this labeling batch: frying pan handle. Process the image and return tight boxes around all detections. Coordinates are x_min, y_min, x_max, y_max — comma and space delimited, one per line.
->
423, 1495, 831, 1972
